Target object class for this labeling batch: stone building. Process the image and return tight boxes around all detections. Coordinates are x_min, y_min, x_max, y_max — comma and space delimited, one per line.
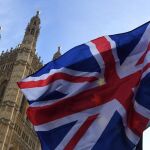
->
0, 12, 43, 150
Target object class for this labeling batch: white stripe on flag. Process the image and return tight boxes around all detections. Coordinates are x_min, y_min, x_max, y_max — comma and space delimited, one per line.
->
22, 68, 100, 82
134, 101, 150, 119
28, 81, 99, 107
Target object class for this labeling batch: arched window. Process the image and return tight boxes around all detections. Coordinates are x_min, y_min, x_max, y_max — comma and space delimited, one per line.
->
0, 80, 8, 101
31, 28, 35, 35
20, 95, 26, 114
20, 96, 29, 119
9, 147, 14, 150
34, 21, 36, 25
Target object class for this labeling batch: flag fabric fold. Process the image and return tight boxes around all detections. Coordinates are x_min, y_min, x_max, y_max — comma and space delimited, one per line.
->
18, 22, 150, 150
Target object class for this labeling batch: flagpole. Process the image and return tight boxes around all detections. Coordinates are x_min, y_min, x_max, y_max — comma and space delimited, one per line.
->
136, 137, 142, 150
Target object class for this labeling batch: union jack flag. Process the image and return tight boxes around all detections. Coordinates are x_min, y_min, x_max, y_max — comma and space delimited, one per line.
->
18, 22, 150, 150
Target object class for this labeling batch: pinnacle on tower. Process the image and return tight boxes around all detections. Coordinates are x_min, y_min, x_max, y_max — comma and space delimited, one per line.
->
53, 46, 62, 60
36, 10, 40, 16
22, 11, 41, 49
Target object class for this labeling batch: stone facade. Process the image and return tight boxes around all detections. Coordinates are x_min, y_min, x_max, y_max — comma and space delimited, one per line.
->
0, 12, 43, 150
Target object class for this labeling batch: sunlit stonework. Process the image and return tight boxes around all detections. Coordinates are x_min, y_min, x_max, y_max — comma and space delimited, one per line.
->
0, 12, 43, 150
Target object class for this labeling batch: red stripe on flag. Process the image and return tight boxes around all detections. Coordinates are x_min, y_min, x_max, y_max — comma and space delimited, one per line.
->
64, 114, 98, 150
127, 108, 149, 136
18, 73, 98, 89
114, 72, 141, 110
92, 36, 120, 83
27, 83, 114, 125
143, 63, 150, 73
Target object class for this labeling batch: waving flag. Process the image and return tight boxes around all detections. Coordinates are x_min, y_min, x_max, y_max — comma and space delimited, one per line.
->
18, 22, 150, 150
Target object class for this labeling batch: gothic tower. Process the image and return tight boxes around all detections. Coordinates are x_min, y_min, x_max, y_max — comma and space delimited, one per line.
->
0, 12, 42, 150
22, 11, 40, 49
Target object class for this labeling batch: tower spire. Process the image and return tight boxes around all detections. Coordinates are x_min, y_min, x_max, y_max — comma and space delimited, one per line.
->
22, 12, 40, 50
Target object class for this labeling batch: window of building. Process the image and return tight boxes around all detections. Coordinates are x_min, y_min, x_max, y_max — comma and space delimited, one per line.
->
29, 139, 32, 147
31, 29, 35, 35
34, 21, 36, 25
20, 95, 26, 115
9, 147, 15, 150
18, 126, 21, 136
14, 124, 18, 132
0, 80, 8, 101
22, 131, 26, 140
25, 134, 29, 143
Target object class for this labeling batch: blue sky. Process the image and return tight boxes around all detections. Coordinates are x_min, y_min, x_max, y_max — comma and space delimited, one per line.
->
1, 0, 150, 63
0, 0, 150, 149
